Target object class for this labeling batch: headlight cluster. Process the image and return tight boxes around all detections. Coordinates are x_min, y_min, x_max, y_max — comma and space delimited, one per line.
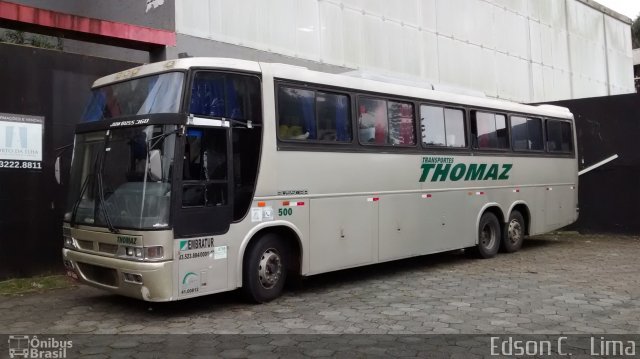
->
119, 246, 164, 261
62, 227, 76, 249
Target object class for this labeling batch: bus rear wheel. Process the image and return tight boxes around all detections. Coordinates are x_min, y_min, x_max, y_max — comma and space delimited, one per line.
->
470, 212, 501, 259
243, 233, 287, 303
502, 210, 525, 253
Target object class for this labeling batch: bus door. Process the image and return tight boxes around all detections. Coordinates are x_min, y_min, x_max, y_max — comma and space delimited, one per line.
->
174, 126, 233, 238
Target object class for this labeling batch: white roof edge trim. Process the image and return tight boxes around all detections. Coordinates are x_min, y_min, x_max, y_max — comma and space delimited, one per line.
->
264, 62, 574, 120
92, 58, 262, 88
535, 105, 572, 114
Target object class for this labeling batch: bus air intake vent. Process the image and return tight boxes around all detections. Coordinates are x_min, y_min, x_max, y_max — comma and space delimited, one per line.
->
98, 243, 118, 254
76, 262, 118, 287
76, 240, 94, 250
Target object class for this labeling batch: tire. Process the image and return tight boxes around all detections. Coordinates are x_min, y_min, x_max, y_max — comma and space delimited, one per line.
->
502, 210, 525, 253
242, 233, 287, 303
471, 212, 501, 259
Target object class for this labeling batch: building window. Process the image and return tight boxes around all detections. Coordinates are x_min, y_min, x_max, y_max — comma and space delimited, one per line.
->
420, 105, 466, 148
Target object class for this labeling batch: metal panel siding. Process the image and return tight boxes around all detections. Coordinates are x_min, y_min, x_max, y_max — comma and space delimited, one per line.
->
175, 0, 635, 102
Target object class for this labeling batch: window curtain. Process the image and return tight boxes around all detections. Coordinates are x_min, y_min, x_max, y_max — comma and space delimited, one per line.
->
302, 95, 316, 139
138, 73, 182, 114
335, 96, 349, 141
82, 90, 107, 122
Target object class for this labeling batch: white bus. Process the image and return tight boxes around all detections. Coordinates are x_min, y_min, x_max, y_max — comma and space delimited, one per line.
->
62, 58, 578, 302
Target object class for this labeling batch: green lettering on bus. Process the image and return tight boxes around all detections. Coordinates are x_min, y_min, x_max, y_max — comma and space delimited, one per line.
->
465, 164, 487, 181
419, 163, 436, 182
450, 163, 466, 181
499, 164, 512, 180
431, 164, 451, 182
483, 164, 499, 180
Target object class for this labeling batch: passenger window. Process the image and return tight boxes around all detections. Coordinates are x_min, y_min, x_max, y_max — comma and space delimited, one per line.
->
546, 120, 573, 152
420, 105, 466, 148
277, 86, 352, 142
182, 128, 228, 207
472, 111, 508, 149
358, 97, 415, 146
511, 116, 543, 151
189, 72, 261, 122
317, 92, 351, 141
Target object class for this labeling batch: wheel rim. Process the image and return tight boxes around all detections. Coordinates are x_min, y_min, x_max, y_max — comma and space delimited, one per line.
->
480, 223, 496, 249
258, 248, 282, 290
508, 219, 523, 245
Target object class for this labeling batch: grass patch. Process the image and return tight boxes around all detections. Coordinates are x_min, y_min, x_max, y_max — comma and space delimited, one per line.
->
0, 275, 75, 295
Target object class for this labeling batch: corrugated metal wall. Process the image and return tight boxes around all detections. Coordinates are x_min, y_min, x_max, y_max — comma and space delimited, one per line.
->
175, 0, 634, 102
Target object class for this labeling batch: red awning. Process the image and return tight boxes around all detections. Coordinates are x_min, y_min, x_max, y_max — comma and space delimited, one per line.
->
0, 0, 176, 51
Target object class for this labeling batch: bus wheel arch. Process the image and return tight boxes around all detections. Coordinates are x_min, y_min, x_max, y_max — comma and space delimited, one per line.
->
470, 204, 504, 259
239, 224, 303, 302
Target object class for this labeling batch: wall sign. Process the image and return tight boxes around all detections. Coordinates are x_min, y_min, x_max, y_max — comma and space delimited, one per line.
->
0, 113, 44, 170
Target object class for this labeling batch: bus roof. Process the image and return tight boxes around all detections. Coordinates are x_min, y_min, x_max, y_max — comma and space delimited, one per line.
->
93, 57, 573, 120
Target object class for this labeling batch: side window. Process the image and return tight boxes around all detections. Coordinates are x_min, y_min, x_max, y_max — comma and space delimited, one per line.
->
420, 105, 466, 148
189, 72, 261, 123
472, 111, 508, 149
358, 97, 415, 146
511, 116, 544, 151
277, 86, 352, 142
546, 120, 573, 152
182, 128, 228, 207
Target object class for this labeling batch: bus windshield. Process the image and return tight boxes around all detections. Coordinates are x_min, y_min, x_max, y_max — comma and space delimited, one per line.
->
64, 125, 177, 230
82, 72, 184, 122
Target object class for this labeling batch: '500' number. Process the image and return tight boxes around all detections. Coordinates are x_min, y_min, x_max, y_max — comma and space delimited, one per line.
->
278, 208, 293, 216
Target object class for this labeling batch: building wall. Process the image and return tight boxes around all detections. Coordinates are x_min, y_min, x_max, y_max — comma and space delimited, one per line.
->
175, 0, 635, 102
549, 93, 640, 233
0, 43, 137, 279
14, 0, 175, 31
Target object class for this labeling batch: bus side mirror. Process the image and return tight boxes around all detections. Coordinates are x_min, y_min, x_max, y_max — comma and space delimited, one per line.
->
148, 149, 162, 181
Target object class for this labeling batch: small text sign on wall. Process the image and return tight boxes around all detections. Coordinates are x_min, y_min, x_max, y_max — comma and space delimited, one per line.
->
0, 113, 44, 170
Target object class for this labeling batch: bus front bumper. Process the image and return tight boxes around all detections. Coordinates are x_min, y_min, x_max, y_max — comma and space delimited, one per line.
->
62, 248, 174, 302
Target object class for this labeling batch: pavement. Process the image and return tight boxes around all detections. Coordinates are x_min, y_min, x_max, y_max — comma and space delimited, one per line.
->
0, 232, 639, 357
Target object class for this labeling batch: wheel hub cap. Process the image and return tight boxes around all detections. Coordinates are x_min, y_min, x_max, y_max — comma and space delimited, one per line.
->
258, 249, 282, 289
481, 224, 496, 248
508, 219, 522, 244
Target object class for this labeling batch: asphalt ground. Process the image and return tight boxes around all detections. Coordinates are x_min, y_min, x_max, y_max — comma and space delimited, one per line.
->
1, 232, 639, 357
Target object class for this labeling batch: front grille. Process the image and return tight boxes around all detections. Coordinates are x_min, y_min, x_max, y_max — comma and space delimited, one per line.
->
76, 239, 94, 250
98, 243, 118, 255
77, 262, 118, 287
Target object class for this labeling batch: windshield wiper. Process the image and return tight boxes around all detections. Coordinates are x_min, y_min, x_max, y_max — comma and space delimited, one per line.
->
96, 132, 119, 234
70, 169, 92, 228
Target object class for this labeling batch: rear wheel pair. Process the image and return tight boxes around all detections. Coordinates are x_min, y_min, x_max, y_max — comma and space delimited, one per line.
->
471, 210, 525, 258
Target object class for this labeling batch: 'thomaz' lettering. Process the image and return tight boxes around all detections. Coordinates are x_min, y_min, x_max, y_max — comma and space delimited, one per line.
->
419, 163, 512, 182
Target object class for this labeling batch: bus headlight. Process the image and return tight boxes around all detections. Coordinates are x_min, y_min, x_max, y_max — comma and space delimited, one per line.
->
144, 246, 164, 260
62, 227, 76, 249
119, 246, 164, 261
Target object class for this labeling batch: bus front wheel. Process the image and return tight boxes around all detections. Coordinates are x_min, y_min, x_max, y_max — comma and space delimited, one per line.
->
470, 212, 501, 259
502, 210, 525, 253
243, 233, 287, 303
